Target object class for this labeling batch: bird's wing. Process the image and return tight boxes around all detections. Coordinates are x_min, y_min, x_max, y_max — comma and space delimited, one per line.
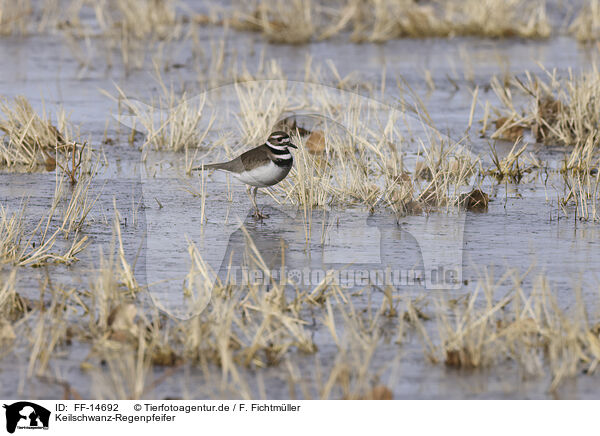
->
238, 145, 271, 172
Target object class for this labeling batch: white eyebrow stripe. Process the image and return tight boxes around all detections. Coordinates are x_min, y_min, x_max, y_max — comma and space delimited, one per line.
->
266, 140, 288, 150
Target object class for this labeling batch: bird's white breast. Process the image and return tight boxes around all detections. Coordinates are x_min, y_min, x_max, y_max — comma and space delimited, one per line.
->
234, 161, 291, 187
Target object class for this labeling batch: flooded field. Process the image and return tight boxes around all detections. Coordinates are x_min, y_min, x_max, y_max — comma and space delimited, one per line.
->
1, 0, 600, 400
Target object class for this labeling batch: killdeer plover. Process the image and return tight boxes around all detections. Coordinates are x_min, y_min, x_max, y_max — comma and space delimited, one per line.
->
193, 131, 297, 219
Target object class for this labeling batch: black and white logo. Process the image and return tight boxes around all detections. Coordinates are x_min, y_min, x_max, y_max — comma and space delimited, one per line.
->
3, 402, 50, 434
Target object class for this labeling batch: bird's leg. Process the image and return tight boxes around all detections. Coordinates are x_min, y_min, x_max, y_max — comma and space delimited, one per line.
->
248, 186, 259, 213
247, 186, 268, 219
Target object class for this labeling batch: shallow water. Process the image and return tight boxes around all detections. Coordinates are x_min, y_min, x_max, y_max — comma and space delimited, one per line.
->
1, 7, 600, 399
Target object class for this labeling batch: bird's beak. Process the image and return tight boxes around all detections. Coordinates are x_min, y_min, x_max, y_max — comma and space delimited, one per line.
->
288, 143, 298, 149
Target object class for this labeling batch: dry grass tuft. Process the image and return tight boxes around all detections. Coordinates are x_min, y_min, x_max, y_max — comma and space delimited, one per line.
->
0, 167, 97, 267
0, 202, 89, 267
59, 0, 184, 72
351, 0, 550, 42
111, 75, 215, 155
491, 67, 600, 148
0, 96, 81, 171
230, 0, 314, 44
487, 141, 530, 183
223, 0, 550, 43
429, 269, 600, 391
559, 144, 600, 222
570, 0, 600, 42
0, 0, 32, 35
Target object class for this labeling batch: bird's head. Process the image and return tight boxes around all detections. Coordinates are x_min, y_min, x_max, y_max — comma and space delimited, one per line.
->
267, 131, 298, 149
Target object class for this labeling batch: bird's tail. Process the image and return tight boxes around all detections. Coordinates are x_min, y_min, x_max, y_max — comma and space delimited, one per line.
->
191, 162, 227, 171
